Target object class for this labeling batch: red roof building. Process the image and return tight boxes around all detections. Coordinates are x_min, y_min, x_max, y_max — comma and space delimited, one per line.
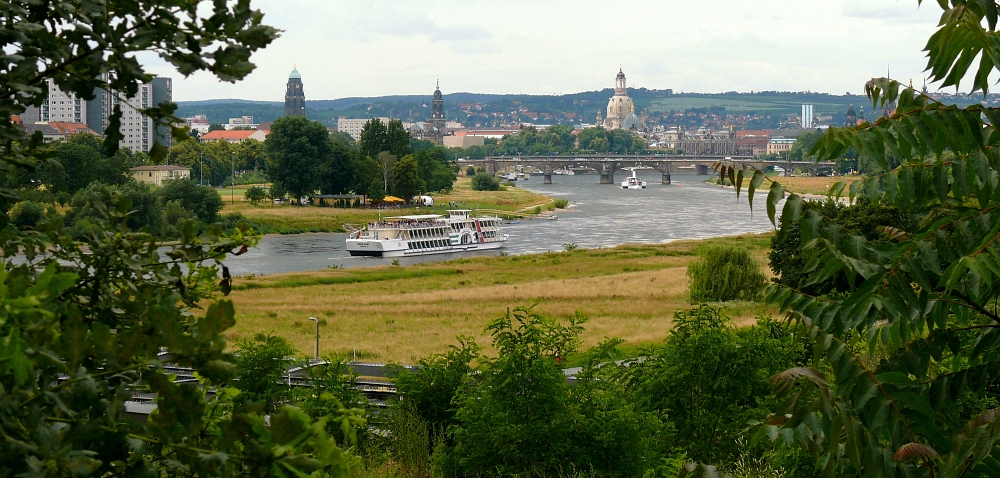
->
47, 122, 97, 136
198, 129, 267, 143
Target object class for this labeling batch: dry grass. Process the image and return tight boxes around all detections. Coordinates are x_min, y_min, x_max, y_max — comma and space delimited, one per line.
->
224, 234, 776, 363
219, 178, 551, 232
773, 175, 863, 196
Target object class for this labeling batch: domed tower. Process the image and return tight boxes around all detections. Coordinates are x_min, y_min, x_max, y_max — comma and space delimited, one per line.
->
285, 66, 305, 117
605, 68, 636, 130
431, 79, 445, 134
845, 104, 857, 127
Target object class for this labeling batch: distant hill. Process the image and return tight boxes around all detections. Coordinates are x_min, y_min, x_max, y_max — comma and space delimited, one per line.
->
175, 89, 991, 129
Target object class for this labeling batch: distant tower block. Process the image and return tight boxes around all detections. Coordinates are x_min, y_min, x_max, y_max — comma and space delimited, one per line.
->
285, 66, 305, 117
801, 104, 814, 129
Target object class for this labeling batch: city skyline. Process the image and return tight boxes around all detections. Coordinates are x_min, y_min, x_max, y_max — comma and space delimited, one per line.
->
142, 1, 944, 102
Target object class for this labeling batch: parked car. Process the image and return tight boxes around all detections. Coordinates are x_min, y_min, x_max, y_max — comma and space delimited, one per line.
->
273, 198, 289, 205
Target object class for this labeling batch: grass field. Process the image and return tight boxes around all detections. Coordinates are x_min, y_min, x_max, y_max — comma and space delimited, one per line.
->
224, 234, 775, 363
771, 175, 864, 196
217, 178, 553, 233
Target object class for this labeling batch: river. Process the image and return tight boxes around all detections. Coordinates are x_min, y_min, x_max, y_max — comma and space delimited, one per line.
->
224, 172, 777, 276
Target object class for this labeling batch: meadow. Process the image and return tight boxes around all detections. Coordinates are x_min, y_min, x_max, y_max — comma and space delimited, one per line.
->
224, 233, 774, 364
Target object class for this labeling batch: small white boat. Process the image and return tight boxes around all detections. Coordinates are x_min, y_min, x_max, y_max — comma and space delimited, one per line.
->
554, 168, 575, 176
621, 170, 647, 189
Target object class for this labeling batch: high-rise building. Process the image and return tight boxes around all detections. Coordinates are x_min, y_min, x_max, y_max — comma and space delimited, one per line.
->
285, 67, 305, 117
40, 79, 87, 124
801, 104, 815, 129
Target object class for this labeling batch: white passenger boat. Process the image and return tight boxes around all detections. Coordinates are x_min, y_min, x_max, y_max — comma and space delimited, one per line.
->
621, 170, 647, 189
346, 210, 508, 257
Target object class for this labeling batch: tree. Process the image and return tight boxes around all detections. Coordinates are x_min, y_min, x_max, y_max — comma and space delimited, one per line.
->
415, 146, 456, 192
358, 118, 388, 161
244, 185, 266, 205
66, 181, 164, 236
208, 123, 226, 132
158, 179, 225, 224
392, 155, 426, 202
376, 151, 397, 194
471, 171, 500, 191
238, 138, 268, 171
708, 3, 1000, 475
235, 333, 298, 413
367, 178, 386, 204
318, 140, 352, 195
265, 116, 330, 204
687, 244, 767, 302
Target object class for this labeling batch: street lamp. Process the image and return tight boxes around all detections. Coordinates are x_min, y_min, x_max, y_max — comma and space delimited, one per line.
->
308, 317, 320, 360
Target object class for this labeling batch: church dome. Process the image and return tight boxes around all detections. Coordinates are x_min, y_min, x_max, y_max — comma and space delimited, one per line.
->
623, 113, 641, 131
433, 89, 442, 100
289, 67, 301, 79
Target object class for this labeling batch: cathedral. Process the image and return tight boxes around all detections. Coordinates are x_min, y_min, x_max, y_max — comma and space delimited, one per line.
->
284, 66, 305, 117
603, 68, 642, 131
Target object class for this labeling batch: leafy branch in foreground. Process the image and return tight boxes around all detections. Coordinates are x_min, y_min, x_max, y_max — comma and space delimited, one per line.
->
707, 2, 1000, 476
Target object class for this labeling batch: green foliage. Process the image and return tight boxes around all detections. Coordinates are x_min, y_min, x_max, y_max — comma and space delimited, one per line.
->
158, 179, 225, 224
577, 127, 646, 154
266, 116, 333, 202
66, 181, 163, 236
624, 307, 807, 465
244, 185, 267, 205
318, 140, 353, 195
444, 308, 666, 477
392, 337, 480, 432
769, 198, 910, 296
470, 171, 500, 191
358, 118, 412, 161
499, 124, 577, 155
415, 146, 457, 192
554, 198, 569, 208
707, 3, 1000, 475
8, 200, 45, 229
466, 166, 476, 176
44, 134, 131, 195
235, 333, 298, 413
367, 178, 386, 203
393, 155, 427, 202
0, 0, 277, 165
687, 244, 766, 302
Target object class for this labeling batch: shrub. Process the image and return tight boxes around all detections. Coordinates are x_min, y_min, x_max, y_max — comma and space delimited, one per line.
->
9, 200, 45, 229
470, 172, 499, 191
553, 198, 569, 209
157, 179, 224, 224
465, 166, 476, 177
244, 185, 266, 205
234, 333, 298, 413
687, 244, 766, 302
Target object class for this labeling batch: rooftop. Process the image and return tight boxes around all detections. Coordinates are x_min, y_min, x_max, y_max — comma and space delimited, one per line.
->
129, 165, 190, 171
199, 129, 258, 141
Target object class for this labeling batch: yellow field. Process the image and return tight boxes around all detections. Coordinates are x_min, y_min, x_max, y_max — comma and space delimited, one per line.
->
224, 234, 774, 363
220, 178, 552, 232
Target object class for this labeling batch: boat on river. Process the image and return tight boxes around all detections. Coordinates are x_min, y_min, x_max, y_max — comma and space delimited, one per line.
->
346, 210, 508, 257
621, 170, 647, 189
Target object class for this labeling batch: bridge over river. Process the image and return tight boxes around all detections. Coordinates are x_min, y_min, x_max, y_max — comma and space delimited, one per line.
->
459, 155, 836, 185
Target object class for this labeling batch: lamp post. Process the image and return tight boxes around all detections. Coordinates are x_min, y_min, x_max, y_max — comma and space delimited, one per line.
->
308, 317, 320, 360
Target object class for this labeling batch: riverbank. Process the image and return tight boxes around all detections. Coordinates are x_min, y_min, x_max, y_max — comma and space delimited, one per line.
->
706, 174, 862, 197
224, 233, 774, 363
218, 177, 554, 234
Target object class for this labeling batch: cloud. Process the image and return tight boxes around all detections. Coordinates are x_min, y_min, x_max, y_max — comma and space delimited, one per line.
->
842, 0, 935, 24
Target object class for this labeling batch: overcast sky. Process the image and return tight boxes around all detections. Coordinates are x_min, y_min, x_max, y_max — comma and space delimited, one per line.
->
147, 0, 945, 102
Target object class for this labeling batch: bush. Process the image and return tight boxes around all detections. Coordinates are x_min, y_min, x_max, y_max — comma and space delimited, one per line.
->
470, 172, 500, 191
687, 244, 766, 302
9, 200, 45, 229
244, 185, 266, 205
769, 198, 910, 295
553, 199, 569, 209
157, 179, 224, 224
465, 166, 476, 177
